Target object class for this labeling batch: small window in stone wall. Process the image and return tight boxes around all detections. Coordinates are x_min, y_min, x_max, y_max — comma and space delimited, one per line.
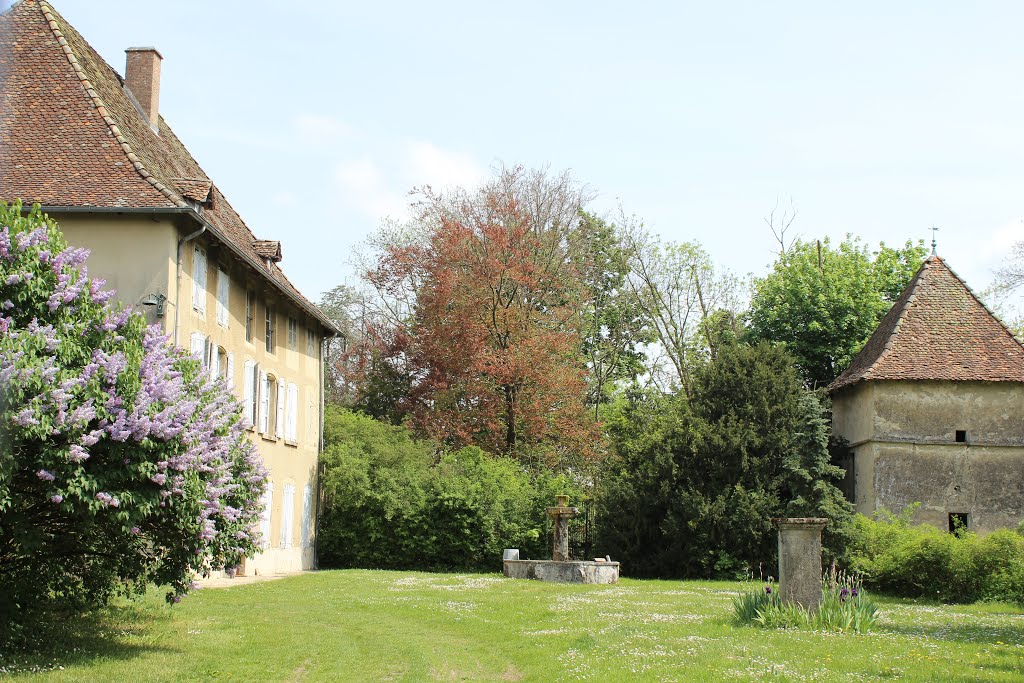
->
955, 430, 967, 443
948, 512, 970, 534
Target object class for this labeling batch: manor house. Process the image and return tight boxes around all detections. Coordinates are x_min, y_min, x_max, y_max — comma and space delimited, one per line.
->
0, 0, 341, 574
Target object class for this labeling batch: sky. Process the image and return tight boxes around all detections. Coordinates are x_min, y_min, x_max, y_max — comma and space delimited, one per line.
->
11, 0, 1024, 312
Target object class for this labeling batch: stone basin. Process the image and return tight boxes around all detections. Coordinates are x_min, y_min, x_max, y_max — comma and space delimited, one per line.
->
503, 558, 620, 584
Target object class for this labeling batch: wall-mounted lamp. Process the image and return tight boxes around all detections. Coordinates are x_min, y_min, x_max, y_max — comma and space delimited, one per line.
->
141, 292, 168, 317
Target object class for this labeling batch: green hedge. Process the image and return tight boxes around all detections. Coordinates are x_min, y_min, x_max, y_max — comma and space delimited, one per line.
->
317, 407, 582, 572
848, 509, 1024, 605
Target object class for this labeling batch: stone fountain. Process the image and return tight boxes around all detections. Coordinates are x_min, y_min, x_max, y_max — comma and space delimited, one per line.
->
502, 495, 620, 584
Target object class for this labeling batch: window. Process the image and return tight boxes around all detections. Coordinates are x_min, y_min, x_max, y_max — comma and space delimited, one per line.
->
192, 245, 207, 313
307, 328, 316, 356
216, 347, 232, 386
245, 290, 254, 342
280, 483, 295, 550
287, 317, 298, 350
216, 268, 230, 327
285, 382, 298, 444
955, 430, 967, 443
260, 482, 274, 550
265, 304, 275, 353
301, 483, 313, 549
949, 512, 970, 534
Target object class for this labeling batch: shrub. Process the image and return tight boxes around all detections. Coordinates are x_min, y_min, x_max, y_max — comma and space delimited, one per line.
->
848, 509, 1024, 605
318, 407, 582, 572
733, 570, 878, 633
0, 203, 266, 637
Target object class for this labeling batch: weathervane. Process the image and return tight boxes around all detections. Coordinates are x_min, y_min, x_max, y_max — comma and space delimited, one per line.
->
930, 226, 939, 255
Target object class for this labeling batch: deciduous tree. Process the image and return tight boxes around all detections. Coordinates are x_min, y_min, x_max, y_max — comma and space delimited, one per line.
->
366, 167, 601, 468
747, 236, 927, 387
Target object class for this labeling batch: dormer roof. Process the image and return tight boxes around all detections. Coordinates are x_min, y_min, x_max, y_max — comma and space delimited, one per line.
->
829, 255, 1024, 392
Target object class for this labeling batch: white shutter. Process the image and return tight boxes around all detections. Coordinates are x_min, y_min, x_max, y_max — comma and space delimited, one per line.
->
281, 483, 295, 549
275, 378, 286, 440
192, 246, 206, 313
301, 483, 313, 549
226, 353, 235, 390
286, 383, 298, 442
260, 482, 274, 550
189, 332, 205, 359
258, 371, 270, 434
242, 360, 254, 424
209, 342, 218, 380
216, 268, 230, 327
251, 363, 260, 426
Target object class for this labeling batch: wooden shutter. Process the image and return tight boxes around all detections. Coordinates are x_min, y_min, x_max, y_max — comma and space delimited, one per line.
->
242, 360, 254, 424
226, 352, 235, 390
192, 246, 206, 313
216, 268, 229, 327
260, 482, 273, 550
301, 483, 313, 549
189, 332, 205, 359
209, 341, 218, 380
258, 371, 269, 434
281, 483, 295, 549
275, 378, 285, 440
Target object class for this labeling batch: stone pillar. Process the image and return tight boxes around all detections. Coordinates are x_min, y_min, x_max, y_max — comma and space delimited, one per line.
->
546, 495, 578, 562
773, 517, 828, 611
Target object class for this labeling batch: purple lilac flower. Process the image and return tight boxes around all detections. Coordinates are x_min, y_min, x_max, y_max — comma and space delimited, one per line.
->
68, 444, 90, 463
36, 469, 55, 482
50, 494, 63, 504
96, 492, 113, 506
13, 408, 39, 427
130, 526, 141, 535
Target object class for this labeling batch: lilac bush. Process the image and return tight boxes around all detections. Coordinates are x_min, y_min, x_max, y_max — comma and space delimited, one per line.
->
0, 202, 267, 622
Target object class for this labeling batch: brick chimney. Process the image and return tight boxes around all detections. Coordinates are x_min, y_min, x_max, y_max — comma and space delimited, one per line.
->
124, 47, 163, 131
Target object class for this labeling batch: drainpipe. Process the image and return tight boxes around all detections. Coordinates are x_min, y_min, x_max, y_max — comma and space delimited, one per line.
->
313, 333, 329, 570
173, 223, 207, 345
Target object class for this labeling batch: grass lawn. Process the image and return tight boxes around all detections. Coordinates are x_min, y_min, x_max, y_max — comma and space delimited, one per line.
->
2, 570, 1022, 682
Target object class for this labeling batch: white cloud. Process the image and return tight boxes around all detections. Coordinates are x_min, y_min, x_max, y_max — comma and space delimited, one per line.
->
334, 159, 409, 220
405, 141, 485, 191
330, 137, 485, 222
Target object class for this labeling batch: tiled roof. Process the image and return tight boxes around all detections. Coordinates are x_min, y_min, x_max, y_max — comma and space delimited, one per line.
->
829, 255, 1024, 392
0, 0, 339, 333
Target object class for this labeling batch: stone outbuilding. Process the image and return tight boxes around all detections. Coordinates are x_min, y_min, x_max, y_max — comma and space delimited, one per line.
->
829, 255, 1024, 533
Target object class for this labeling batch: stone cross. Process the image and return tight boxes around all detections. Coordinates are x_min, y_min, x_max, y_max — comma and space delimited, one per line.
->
773, 517, 828, 610
546, 495, 579, 562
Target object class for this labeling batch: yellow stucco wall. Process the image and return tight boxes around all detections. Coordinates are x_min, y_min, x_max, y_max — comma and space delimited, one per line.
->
57, 214, 177, 334
55, 214, 324, 575
833, 380, 1024, 533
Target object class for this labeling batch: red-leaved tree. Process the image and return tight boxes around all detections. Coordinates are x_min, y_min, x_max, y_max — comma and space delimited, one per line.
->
365, 168, 602, 469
